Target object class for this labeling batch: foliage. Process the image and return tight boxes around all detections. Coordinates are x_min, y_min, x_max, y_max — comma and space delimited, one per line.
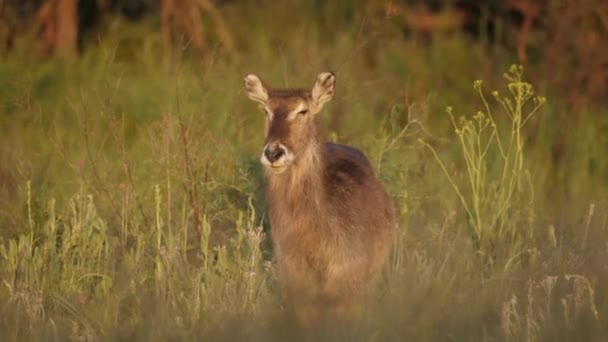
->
0, 1, 607, 340
421, 65, 546, 266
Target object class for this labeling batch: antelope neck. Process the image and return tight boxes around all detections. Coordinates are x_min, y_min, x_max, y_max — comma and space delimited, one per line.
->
267, 142, 324, 204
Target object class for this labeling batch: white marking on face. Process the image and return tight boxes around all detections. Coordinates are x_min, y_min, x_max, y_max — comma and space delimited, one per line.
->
264, 106, 274, 120
260, 142, 294, 174
287, 102, 308, 121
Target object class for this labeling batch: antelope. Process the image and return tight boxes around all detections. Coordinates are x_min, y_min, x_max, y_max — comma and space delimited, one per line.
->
244, 72, 395, 329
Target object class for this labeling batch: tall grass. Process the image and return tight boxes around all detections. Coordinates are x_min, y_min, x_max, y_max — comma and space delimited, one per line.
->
421, 65, 546, 267
0, 4, 607, 339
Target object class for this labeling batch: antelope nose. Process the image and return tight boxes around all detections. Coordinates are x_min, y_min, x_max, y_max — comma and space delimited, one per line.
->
264, 145, 285, 163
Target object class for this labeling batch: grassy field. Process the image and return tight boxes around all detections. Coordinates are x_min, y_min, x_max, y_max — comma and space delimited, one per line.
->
1, 2, 608, 340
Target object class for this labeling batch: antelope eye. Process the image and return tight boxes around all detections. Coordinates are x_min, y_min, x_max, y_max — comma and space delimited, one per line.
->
297, 109, 309, 115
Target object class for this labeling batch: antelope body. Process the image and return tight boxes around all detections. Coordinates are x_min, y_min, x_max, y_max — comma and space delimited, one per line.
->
244, 72, 395, 327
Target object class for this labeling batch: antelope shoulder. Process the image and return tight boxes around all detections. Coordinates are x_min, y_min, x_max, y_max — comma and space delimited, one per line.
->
322, 142, 379, 199
322, 142, 392, 230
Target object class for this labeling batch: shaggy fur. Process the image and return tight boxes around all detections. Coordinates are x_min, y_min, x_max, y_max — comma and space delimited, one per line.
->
244, 72, 395, 329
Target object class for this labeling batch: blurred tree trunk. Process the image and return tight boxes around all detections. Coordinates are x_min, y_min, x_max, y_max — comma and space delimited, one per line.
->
509, 0, 542, 64
197, 0, 234, 55
161, 0, 206, 63
161, 0, 235, 64
37, 0, 56, 56
56, 0, 78, 58
0, 0, 11, 53
37, 0, 79, 58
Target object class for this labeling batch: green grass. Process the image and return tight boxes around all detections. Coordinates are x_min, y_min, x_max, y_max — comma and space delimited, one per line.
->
1, 3, 608, 340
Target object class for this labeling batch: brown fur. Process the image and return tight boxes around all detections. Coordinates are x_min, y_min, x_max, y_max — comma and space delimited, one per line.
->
244, 73, 395, 329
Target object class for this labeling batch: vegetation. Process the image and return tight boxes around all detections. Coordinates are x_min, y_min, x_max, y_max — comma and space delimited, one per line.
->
0, 1, 607, 340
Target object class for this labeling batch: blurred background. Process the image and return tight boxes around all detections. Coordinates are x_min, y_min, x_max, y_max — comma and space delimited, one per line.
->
2, 0, 607, 108
2, 0, 607, 236
0, 0, 607, 340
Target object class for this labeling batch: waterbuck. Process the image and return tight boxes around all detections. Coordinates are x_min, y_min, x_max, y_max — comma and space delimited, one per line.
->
244, 72, 395, 328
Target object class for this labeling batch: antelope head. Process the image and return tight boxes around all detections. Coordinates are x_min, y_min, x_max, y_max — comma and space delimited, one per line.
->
244, 72, 336, 174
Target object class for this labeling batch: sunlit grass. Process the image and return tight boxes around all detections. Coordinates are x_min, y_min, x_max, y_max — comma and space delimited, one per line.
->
0, 11, 607, 340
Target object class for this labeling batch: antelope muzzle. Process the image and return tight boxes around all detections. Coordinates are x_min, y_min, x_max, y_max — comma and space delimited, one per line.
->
260, 142, 293, 174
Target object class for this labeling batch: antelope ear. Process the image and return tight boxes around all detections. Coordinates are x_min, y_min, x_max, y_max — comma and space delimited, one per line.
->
244, 74, 269, 104
311, 72, 335, 110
